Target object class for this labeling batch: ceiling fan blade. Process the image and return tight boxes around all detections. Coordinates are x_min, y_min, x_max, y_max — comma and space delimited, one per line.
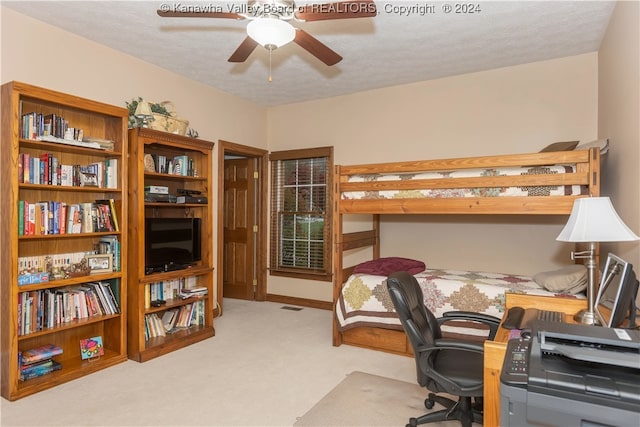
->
157, 10, 244, 19
295, 0, 377, 21
294, 29, 342, 66
228, 37, 259, 63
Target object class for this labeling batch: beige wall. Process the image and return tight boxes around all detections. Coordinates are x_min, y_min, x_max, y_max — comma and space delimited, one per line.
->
598, 0, 640, 269
268, 53, 599, 300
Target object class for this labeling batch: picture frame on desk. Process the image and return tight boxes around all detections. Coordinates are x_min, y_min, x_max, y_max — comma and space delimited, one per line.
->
86, 253, 113, 274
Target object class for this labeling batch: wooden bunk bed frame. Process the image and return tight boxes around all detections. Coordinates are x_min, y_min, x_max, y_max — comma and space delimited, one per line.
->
332, 148, 601, 356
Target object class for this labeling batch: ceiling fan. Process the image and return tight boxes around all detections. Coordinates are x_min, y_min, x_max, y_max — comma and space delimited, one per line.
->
157, 0, 377, 66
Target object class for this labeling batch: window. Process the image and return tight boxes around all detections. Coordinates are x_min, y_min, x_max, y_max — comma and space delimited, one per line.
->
270, 147, 333, 281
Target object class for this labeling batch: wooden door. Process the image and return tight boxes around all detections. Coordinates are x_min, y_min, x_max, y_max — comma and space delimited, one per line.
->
223, 158, 256, 300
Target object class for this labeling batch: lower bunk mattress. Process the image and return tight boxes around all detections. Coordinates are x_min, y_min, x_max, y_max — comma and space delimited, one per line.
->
336, 268, 582, 337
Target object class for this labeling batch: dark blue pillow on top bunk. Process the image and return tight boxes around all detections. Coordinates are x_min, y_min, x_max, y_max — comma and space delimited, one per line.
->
353, 257, 426, 276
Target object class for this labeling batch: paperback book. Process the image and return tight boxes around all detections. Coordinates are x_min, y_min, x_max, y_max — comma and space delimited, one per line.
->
20, 344, 63, 365
20, 360, 62, 381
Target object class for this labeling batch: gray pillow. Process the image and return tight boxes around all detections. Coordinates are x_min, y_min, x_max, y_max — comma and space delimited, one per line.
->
533, 265, 587, 294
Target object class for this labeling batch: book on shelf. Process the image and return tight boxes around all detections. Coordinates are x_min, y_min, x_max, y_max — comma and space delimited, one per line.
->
98, 235, 120, 272
175, 303, 193, 328
107, 199, 119, 231
66, 204, 81, 233
162, 309, 179, 332
21, 358, 55, 373
20, 360, 62, 381
93, 199, 119, 232
20, 344, 63, 366
84, 137, 115, 151
86, 281, 120, 315
104, 158, 118, 189
59, 201, 67, 234
83, 162, 104, 187
80, 202, 93, 232
172, 155, 190, 176
18, 200, 24, 235
35, 135, 101, 149
179, 286, 208, 299
144, 313, 166, 339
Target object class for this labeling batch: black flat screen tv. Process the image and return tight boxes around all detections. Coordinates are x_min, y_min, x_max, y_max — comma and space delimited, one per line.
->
145, 217, 202, 271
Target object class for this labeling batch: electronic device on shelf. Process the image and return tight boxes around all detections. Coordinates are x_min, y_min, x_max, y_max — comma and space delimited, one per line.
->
144, 218, 201, 273
502, 307, 565, 330
176, 188, 201, 195
176, 195, 208, 204
595, 253, 639, 328
144, 193, 177, 203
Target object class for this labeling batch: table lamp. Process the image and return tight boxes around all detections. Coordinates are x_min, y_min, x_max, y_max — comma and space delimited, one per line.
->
557, 197, 639, 325
134, 100, 153, 128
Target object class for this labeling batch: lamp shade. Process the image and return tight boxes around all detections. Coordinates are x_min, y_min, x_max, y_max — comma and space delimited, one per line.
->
557, 197, 640, 242
134, 100, 152, 117
247, 17, 295, 48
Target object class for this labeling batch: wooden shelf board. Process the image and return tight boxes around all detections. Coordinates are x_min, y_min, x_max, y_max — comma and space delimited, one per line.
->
136, 326, 215, 362
10, 349, 126, 401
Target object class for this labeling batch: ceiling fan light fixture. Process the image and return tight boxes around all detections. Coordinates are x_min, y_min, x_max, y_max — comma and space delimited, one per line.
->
247, 18, 295, 49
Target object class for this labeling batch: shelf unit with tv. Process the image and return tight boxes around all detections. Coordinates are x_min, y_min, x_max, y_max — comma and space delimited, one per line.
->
127, 127, 215, 362
1, 81, 129, 400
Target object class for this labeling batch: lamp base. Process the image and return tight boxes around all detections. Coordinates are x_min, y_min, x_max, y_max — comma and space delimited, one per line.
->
573, 309, 600, 326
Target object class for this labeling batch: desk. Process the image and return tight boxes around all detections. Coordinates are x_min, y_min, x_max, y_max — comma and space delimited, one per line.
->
482, 293, 587, 427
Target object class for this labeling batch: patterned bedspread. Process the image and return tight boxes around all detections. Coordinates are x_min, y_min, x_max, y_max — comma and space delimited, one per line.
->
342, 165, 587, 200
336, 268, 567, 336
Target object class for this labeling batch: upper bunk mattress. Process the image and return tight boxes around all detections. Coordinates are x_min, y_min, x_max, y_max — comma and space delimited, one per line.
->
342, 165, 587, 200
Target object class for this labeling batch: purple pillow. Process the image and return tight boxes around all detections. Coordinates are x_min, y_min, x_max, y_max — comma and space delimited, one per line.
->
353, 257, 426, 276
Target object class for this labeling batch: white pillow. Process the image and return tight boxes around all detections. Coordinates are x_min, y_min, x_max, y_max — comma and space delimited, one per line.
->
575, 138, 609, 154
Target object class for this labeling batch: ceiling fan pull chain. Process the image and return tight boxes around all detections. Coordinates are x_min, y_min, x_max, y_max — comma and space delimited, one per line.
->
268, 47, 273, 82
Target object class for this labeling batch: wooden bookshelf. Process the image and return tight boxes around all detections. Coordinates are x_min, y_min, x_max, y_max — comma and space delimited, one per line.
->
127, 128, 215, 362
1, 81, 129, 401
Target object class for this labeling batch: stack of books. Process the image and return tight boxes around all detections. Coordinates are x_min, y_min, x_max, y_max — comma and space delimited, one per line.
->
144, 313, 166, 339
19, 344, 63, 381
178, 286, 208, 299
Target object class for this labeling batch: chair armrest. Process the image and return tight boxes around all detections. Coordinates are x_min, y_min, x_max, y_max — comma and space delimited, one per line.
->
416, 338, 485, 355
438, 311, 501, 340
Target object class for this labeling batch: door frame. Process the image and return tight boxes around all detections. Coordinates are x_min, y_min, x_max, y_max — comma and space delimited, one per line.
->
217, 140, 268, 313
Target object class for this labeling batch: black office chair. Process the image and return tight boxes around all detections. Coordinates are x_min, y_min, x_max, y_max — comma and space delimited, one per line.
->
386, 271, 501, 427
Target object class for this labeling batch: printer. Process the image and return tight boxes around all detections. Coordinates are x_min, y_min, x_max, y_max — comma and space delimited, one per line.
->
500, 321, 640, 427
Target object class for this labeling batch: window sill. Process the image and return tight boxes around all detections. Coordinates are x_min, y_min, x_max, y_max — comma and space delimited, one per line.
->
269, 269, 332, 282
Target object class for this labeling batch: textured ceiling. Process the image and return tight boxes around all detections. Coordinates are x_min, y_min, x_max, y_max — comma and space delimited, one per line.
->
4, 1, 616, 106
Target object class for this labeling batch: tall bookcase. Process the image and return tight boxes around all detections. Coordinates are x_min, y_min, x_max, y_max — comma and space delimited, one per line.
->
0, 81, 129, 400
127, 128, 215, 362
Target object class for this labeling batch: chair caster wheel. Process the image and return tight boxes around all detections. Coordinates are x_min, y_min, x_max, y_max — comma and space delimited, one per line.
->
425, 394, 435, 409
408, 418, 418, 427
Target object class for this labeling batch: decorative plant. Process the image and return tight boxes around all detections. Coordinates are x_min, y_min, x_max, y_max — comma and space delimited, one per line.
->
125, 97, 169, 128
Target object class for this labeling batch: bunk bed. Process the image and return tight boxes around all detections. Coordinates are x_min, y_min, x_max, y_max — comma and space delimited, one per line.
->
332, 147, 602, 356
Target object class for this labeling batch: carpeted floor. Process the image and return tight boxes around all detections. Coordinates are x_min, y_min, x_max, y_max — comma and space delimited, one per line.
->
294, 371, 432, 427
